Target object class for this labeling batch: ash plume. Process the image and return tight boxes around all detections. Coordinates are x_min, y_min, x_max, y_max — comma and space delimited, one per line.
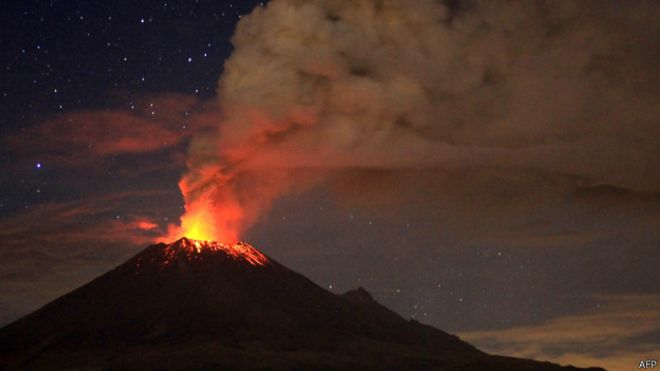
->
173, 0, 660, 241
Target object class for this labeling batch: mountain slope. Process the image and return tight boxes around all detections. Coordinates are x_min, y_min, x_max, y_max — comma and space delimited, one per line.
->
0, 238, 604, 370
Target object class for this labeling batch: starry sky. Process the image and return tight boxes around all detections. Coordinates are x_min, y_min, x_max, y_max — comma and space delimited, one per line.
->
1, 1, 659, 370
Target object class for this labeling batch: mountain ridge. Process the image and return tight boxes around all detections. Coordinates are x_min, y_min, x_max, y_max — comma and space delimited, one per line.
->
0, 238, 605, 370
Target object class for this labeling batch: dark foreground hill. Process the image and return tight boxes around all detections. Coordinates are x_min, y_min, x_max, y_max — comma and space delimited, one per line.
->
0, 238, 604, 371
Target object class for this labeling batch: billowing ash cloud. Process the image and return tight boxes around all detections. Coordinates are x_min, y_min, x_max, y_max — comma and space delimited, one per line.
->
175, 0, 660, 241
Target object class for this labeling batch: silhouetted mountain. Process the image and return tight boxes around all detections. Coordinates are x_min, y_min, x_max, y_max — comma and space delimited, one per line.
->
0, 238, 605, 370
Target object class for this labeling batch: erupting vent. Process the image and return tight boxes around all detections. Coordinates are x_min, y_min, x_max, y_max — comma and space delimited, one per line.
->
161, 237, 269, 266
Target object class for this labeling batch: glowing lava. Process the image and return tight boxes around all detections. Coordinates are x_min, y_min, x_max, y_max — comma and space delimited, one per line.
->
163, 238, 269, 266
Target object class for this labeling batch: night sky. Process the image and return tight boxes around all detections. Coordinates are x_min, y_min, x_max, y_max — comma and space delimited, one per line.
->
1, 1, 659, 370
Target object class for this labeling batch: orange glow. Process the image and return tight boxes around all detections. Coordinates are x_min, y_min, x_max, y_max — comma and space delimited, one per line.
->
179, 201, 233, 242
169, 196, 243, 242
162, 165, 245, 243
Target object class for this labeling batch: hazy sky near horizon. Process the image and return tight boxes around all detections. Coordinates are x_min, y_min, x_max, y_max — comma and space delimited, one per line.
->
1, 1, 658, 370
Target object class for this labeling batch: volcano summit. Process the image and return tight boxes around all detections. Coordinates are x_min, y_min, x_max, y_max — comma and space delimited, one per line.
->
0, 238, 603, 370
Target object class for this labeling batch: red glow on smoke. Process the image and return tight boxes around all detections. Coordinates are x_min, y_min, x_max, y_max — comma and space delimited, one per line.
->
163, 165, 243, 243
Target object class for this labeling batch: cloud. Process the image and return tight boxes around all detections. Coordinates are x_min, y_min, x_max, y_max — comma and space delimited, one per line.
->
210, 0, 659, 189
0, 190, 168, 249
169, 0, 660, 242
4, 93, 205, 169
460, 294, 660, 370
132, 219, 159, 231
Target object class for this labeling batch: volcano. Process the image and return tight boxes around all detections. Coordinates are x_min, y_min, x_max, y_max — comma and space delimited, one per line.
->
0, 238, 603, 371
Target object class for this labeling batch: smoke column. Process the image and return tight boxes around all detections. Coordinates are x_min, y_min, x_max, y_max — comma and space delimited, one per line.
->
168, 0, 659, 242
